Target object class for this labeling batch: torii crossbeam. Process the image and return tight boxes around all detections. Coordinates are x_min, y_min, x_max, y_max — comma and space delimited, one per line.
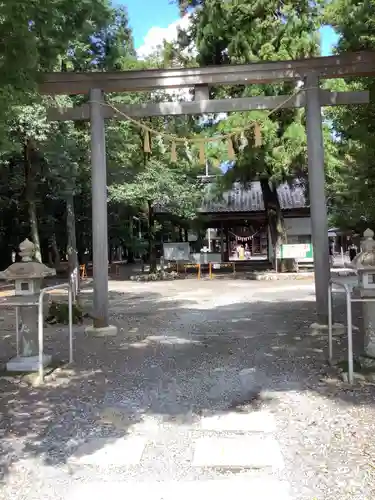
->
39, 51, 375, 331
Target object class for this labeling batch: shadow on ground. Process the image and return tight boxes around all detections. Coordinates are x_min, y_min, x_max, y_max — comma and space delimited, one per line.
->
0, 285, 371, 479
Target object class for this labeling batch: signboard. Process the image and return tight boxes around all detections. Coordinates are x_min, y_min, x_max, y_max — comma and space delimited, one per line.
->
277, 244, 313, 262
163, 242, 190, 262
191, 253, 221, 264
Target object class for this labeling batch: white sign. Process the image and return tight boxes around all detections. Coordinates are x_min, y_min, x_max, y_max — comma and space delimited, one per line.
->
276, 243, 313, 261
163, 242, 190, 261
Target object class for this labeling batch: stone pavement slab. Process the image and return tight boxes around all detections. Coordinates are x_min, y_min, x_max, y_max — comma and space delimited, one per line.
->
66, 478, 292, 500
69, 436, 147, 466
192, 435, 285, 469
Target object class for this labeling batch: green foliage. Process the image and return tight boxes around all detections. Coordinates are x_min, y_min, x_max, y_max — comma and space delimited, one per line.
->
0, 2, 136, 264
171, 0, 327, 245
0, 1, 205, 271
0, 0, 114, 125
109, 157, 202, 221
324, 0, 375, 230
173, 0, 322, 183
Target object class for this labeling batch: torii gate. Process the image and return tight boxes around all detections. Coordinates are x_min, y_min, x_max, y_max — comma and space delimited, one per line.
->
40, 51, 375, 333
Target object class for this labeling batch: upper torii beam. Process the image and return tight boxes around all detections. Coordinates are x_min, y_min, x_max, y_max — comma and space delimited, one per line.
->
39, 51, 375, 329
40, 51, 375, 94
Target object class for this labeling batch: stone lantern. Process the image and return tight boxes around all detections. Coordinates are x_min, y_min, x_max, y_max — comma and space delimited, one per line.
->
0, 239, 56, 371
351, 228, 375, 361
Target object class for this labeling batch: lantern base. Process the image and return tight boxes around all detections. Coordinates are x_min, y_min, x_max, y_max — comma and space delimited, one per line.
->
85, 324, 118, 337
6, 354, 52, 372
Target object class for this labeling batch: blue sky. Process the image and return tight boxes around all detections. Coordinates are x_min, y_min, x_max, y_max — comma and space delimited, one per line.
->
320, 25, 340, 56
118, 0, 180, 48
117, 0, 339, 56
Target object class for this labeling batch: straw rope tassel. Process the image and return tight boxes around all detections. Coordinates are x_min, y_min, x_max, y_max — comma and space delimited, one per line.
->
254, 123, 262, 147
199, 141, 205, 165
170, 141, 177, 163
93, 88, 306, 156
143, 130, 151, 153
227, 137, 236, 160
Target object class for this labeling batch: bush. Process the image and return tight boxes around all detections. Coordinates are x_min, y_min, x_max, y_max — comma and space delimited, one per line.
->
130, 270, 183, 282
46, 301, 84, 325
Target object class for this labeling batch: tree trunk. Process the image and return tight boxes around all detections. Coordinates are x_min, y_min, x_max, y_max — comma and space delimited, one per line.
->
24, 141, 42, 263
260, 178, 288, 270
66, 192, 79, 281
48, 250, 54, 267
50, 233, 61, 268
179, 227, 183, 241
148, 201, 157, 273
127, 248, 135, 264
184, 228, 189, 242
260, 178, 287, 248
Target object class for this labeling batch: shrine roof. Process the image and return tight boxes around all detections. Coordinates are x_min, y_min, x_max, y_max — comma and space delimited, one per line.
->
200, 180, 307, 213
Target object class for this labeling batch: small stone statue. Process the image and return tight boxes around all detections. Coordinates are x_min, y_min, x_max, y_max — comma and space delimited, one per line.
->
18, 238, 35, 262
352, 228, 375, 268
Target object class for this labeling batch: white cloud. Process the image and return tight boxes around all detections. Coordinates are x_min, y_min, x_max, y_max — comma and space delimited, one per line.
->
137, 15, 194, 102
137, 15, 192, 60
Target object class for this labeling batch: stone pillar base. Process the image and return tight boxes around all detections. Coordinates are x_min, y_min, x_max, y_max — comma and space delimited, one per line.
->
309, 322, 347, 336
85, 324, 117, 337
6, 354, 52, 372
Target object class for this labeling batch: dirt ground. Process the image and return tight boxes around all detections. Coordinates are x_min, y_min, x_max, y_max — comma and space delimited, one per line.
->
0, 277, 374, 500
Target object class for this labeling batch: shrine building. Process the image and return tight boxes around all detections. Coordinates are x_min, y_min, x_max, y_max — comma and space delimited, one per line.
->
198, 178, 310, 263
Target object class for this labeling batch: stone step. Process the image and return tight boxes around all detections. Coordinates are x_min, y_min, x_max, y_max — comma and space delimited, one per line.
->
69, 433, 284, 470
192, 435, 284, 470
67, 478, 292, 500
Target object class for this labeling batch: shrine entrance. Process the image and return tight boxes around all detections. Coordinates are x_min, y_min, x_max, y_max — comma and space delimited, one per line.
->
40, 51, 375, 324
228, 224, 268, 261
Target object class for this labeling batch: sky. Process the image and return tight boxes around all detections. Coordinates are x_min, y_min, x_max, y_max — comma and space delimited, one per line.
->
117, 0, 340, 57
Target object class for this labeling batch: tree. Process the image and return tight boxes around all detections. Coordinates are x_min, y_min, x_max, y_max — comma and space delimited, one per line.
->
0, 2, 137, 268
0, 0, 114, 135
324, 0, 375, 231
42, 118, 89, 272
109, 150, 202, 272
0, 1, 203, 276
173, 0, 322, 247
6, 102, 52, 262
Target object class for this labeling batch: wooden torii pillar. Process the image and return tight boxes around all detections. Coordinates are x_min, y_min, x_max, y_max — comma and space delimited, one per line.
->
89, 88, 111, 332
41, 52, 374, 327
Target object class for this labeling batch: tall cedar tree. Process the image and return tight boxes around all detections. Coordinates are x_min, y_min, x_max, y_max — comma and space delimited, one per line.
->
0, 4, 137, 265
324, 0, 375, 231
174, 0, 321, 246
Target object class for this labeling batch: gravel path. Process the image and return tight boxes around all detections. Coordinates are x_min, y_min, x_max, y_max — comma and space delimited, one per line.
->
0, 277, 375, 499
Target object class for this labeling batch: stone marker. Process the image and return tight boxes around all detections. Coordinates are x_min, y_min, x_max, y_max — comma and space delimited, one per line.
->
352, 229, 375, 364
